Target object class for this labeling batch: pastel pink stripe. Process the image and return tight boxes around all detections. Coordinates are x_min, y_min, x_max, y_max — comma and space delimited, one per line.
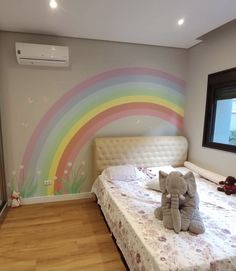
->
55, 103, 182, 187
21, 67, 185, 170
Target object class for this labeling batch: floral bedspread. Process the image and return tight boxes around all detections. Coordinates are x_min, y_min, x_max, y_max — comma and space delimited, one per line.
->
91, 167, 236, 271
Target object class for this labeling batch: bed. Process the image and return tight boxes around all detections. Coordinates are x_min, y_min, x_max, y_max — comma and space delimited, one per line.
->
91, 136, 236, 271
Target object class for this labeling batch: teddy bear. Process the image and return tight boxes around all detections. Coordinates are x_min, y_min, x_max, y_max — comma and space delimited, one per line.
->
11, 191, 21, 208
217, 176, 236, 195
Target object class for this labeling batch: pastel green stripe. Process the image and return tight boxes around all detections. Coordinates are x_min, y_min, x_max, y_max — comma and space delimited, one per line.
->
37, 89, 183, 180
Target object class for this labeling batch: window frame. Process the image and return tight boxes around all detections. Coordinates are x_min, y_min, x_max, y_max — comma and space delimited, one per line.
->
202, 67, 236, 153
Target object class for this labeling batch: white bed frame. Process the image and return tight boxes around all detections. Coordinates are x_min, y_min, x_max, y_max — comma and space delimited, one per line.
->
94, 136, 188, 176
92, 136, 236, 271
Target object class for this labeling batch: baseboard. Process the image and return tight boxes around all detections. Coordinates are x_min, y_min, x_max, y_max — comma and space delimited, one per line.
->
20, 192, 95, 205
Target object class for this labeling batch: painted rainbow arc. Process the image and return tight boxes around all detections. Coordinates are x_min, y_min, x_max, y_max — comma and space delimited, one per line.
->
20, 67, 185, 196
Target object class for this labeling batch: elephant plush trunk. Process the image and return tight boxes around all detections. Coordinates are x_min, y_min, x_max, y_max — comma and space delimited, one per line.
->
170, 193, 181, 233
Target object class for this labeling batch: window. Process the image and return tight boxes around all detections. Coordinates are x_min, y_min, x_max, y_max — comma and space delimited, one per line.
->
203, 67, 236, 153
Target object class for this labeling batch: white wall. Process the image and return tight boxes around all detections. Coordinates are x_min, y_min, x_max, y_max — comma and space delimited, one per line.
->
0, 31, 187, 198
185, 21, 236, 176
2, 20, 235, 198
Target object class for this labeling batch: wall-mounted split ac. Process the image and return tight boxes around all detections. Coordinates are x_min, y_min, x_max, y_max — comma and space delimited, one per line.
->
15, 42, 69, 67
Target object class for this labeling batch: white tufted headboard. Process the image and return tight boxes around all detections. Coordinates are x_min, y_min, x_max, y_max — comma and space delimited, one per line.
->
94, 136, 188, 177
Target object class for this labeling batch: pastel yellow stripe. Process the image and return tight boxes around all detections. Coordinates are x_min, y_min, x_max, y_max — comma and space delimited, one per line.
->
48, 95, 183, 193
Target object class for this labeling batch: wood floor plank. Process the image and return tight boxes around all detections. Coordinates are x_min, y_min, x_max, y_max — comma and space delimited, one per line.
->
0, 199, 127, 271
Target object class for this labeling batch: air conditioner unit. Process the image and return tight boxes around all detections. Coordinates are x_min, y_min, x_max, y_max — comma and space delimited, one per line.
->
15, 42, 69, 67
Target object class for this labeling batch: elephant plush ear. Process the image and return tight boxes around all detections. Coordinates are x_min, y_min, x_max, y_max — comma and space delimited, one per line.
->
159, 170, 168, 193
184, 171, 196, 197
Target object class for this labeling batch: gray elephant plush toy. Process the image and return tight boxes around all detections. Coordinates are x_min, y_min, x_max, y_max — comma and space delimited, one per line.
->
154, 170, 205, 234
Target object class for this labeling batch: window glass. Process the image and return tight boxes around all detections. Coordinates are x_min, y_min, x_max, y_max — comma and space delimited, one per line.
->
213, 98, 235, 145
230, 99, 236, 145
203, 68, 236, 153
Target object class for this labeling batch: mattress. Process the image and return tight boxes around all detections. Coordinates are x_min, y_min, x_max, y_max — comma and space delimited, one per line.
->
92, 167, 236, 271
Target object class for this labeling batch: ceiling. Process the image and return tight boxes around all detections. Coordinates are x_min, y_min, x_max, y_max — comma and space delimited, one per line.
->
0, 0, 236, 48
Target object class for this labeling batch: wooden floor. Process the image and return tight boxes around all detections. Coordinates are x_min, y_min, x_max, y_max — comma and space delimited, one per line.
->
0, 199, 127, 271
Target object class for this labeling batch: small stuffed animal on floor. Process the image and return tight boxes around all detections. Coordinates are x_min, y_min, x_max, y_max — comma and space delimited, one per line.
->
11, 191, 21, 208
217, 176, 236, 195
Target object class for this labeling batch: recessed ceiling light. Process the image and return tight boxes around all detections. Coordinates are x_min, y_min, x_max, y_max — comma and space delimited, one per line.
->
49, 0, 58, 9
177, 18, 185, 26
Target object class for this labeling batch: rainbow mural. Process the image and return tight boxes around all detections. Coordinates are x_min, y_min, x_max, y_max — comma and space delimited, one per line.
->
18, 67, 185, 197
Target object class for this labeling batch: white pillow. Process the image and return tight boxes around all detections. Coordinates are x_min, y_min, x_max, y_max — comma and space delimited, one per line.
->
101, 165, 147, 182
146, 178, 161, 191
146, 165, 175, 191
184, 161, 226, 184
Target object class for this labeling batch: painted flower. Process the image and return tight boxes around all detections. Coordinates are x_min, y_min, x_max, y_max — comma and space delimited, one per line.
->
21, 122, 29, 128
158, 236, 167, 242
138, 210, 145, 214
64, 170, 68, 175
19, 165, 24, 169
210, 261, 217, 271
67, 162, 73, 167
81, 161, 86, 166
27, 97, 34, 104
221, 229, 231, 234
136, 253, 141, 264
